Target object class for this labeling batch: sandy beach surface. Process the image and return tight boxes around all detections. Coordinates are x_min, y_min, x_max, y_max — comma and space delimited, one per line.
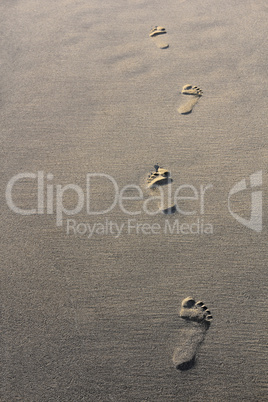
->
1, 0, 267, 400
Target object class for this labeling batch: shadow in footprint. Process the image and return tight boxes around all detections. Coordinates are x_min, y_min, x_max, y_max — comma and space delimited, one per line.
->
176, 356, 196, 371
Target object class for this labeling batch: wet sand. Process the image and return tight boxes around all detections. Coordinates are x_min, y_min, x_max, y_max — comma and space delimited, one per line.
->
1, 0, 267, 400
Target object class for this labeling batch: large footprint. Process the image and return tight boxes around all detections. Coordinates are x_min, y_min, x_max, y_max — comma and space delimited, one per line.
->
172, 296, 212, 370
147, 164, 176, 214
149, 26, 169, 49
178, 85, 203, 115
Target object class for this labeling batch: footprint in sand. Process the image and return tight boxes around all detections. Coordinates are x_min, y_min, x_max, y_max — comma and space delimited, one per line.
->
149, 26, 169, 49
178, 85, 203, 115
147, 165, 171, 189
147, 164, 176, 214
173, 296, 212, 370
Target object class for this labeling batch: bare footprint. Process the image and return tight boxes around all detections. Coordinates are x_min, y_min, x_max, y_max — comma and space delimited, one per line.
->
147, 165, 171, 189
149, 26, 169, 49
178, 85, 203, 115
146, 164, 176, 213
173, 297, 212, 370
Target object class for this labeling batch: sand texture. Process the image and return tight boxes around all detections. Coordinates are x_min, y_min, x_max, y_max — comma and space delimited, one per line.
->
1, 0, 267, 400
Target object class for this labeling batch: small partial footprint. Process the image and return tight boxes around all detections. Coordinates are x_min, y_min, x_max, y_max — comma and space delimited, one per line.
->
178, 85, 203, 115
173, 296, 212, 370
149, 26, 169, 49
